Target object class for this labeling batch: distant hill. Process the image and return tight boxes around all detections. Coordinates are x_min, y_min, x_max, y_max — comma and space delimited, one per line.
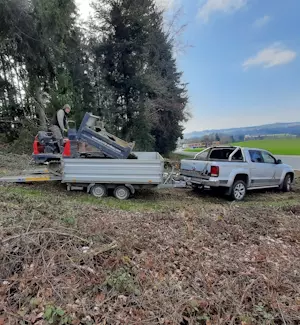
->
184, 122, 300, 139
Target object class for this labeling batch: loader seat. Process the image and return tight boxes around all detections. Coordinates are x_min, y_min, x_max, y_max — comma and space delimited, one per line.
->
37, 131, 60, 154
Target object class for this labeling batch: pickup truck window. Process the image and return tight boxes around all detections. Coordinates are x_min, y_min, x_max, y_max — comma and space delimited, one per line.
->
210, 148, 235, 160
195, 150, 209, 160
261, 151, 276, 164
195, 148, 244, 161
232, 149, 243, 161
249, 150, 264, 163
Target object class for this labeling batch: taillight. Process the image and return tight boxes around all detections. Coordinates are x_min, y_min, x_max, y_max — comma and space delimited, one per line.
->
33, 137, 39, 154
211, 166, 219, 177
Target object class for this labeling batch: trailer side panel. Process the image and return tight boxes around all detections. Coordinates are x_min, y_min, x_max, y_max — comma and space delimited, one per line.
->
62, 152, 164, 185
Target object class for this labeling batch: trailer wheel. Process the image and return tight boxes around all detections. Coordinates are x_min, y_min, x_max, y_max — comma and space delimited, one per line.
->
114, 186, 130, 200
90, 184, 107, 198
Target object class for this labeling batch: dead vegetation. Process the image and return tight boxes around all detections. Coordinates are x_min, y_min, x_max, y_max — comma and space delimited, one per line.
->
0, 152, 32, 176
0, 154, 300, 325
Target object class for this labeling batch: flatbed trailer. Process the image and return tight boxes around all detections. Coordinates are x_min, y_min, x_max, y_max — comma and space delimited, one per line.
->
0, 152, 188, 200
0, 113, 189, 199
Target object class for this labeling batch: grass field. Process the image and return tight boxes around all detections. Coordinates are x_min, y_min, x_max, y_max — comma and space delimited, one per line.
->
184, 148, 204, 153
233, 138, 300, 155
1, 153, 300, 324
185, 138, 300, 155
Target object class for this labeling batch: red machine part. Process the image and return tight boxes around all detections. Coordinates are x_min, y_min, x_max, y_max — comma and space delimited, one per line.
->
33, 136, 44, 154
63, 139, 71, 157
33, 136, 71, 157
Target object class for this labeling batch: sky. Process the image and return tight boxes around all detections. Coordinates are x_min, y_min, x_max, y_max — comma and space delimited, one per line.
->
75, 0, 300, 133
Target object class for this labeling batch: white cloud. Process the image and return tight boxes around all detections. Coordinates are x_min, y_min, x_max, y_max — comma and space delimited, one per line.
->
198, 0, 247, 22
243, 43, 297, 70
253, 15, 271, 28
156, 0, 176, 10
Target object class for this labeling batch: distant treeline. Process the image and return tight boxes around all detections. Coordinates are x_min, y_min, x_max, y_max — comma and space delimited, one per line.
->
185, 123, 300, 140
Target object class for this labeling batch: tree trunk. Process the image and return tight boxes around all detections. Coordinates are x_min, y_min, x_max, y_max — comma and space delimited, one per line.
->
0, 54, 9, 110
35, 88, 48, 130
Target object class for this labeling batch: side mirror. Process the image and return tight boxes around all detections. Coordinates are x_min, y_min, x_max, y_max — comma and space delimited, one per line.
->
276, 159, 282, 164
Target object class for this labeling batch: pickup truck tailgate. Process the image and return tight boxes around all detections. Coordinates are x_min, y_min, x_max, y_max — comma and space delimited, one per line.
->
181, 159, 210, 176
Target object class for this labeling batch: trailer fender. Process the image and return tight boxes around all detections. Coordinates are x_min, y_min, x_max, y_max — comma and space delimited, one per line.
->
125, 184, 135, 194
87, 183, 95, 193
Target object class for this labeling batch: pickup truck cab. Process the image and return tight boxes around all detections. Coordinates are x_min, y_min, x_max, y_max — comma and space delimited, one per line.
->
180, 146, 295, 201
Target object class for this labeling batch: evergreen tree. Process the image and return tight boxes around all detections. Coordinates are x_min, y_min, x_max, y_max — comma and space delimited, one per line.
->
91, 0, 188, 152
0, 0, 82, 127
145, 11, 188, 154
92, 0, 157, 149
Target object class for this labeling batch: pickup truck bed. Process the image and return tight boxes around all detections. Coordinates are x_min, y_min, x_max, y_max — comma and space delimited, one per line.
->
181, 146, 294, 201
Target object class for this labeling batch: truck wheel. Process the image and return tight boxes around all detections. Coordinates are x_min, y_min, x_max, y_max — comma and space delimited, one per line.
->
114, 186, 130, 200
231, 180, 246, 201
90, 185, 107, 198
282, 174, 292, 192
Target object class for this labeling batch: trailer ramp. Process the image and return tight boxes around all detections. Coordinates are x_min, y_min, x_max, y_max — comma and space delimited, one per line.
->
0, 167, 62, 183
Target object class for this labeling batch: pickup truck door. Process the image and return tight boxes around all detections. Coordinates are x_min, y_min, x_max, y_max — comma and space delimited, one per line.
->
261, 151, 282, 185
249, 150, 278, 187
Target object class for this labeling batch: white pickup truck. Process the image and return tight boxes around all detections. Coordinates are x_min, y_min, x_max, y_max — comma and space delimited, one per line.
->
181, 146, 295, 201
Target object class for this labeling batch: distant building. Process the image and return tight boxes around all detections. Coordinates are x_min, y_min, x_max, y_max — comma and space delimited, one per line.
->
187, 142, 206, 149
244, 135, 263, 141
244, 134, 297, 141
184, 140, 220, 148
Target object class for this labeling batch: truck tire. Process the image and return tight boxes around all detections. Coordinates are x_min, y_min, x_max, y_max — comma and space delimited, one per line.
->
90, 184, 107, 198
282, 174, 292, 192
231, 180, 247, 201
114, 186, 130, 200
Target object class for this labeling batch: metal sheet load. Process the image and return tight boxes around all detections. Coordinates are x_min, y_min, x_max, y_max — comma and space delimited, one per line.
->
76, 113, 135, 159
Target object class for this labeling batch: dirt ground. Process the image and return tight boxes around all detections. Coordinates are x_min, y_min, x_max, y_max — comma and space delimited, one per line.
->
0, 153, 300, 325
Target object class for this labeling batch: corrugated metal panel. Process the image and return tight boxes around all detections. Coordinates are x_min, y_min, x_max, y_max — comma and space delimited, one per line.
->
62, 152, 164, 185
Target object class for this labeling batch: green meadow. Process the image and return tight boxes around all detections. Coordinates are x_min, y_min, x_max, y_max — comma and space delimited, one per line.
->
184, 138, 300, 155
232, 138, 300, 155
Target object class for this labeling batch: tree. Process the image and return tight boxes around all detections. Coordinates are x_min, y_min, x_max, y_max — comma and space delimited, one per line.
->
91, 0, 188, 153
145, 10, 188, 154
0, 0, 89, 131
91, 0, 156, 149
28, 0, 78, 127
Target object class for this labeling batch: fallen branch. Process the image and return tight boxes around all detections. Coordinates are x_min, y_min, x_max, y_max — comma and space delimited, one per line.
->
277, 299, 287, 325
2, 229, 91, 244
89, 241, 118, 256
74, 265, 96, 275
3, 309, 26, 321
